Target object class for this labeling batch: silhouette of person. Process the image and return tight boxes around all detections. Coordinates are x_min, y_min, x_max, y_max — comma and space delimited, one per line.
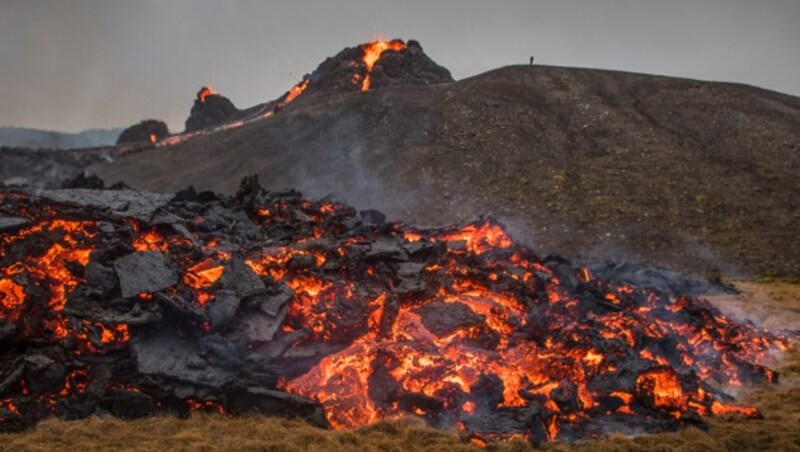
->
530, 56, 534, 65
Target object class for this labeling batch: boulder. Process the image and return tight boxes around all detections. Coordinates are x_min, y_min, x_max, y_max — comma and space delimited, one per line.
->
116, 119, 169, 144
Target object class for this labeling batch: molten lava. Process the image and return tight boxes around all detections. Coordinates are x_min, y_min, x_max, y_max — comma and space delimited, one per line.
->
183, 259, 225, 289
359, 39, 407, 91
283, 79, 310, 104
149, 39, 415, 149
0, 185, 795, 443
197, 86, 215, 103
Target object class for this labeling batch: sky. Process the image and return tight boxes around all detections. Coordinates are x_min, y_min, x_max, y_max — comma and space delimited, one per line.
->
1, 0, 798, 132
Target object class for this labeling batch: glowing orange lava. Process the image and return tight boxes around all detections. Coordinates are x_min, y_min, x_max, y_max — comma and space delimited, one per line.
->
0, 189, 793, 443
284, 79, 310, 104
360, 40, 407, 91
183, 259, 225, 289
197, 86, 215, 103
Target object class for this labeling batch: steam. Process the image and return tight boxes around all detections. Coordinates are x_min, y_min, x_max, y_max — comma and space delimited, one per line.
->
280, 112, 435, 222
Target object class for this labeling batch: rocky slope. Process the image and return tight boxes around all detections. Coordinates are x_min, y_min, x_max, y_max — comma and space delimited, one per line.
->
90, 64, 800, 279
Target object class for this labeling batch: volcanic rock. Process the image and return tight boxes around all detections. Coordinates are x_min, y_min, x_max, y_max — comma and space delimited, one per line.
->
580, 259, 739, 297
205, 289, 240, 331
33, 188, 173, 221
0, 322, 15, 341
185, 87, 239, 132
302, 39, 453, 97
0, 216, 30, 232
132, 327, 236, 388
1, 146, 118, 189
359, 209, 386, 225
227, 387, 327, 427
83, 260, 119, 295
0, 180, 794, 443
221, 258, 265, 298
116, 119, 170, 145
395, 262, 427, 294
416, 301, 484, 337
366, 40, 453, 90
257, 285, 294, 317
366, 238, 409, 262
226, 308, 286, 343
113, 251, 178, 297
22, 355, 65, 394
61, 172, 106, 189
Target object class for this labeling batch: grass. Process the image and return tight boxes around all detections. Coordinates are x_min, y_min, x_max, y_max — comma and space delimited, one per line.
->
1, 283, 798, 452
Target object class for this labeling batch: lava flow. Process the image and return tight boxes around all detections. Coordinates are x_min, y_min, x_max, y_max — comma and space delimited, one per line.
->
197, 86, 215, 103
0, 182, 795, 444
144, 39, 431, 149
359, 39, 407, 91
283, 79, 310, 105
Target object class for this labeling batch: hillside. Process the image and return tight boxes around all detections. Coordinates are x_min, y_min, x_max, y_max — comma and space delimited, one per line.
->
90, 65, 800, 279
0, 126, 121, 149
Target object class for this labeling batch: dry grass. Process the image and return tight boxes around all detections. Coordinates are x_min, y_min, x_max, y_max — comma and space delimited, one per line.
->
1, 283, 798, 452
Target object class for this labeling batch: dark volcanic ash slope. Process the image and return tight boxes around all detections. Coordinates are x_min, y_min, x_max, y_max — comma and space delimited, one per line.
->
91, 65, 800, 280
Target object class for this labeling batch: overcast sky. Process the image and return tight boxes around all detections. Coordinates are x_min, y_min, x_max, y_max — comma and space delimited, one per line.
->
2, 0, 798, 132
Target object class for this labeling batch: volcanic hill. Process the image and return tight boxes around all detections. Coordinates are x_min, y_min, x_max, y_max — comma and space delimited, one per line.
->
91, 48, 800, 281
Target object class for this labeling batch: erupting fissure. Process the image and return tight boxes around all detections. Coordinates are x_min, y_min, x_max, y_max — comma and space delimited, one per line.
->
0, 183, 795, 444
140, 38, 440, 148
283, 80, 310, 104
197, 87, 215, 103
359, 39, 407, 91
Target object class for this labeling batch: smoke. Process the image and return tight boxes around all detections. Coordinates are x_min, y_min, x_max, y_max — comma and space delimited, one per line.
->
280, 112, 435, 221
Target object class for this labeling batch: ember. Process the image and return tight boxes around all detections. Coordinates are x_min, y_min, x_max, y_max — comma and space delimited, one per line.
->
0, 179, 795, 444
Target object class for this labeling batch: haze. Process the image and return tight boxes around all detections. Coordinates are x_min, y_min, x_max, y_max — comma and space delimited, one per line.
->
1, 0, 798, 132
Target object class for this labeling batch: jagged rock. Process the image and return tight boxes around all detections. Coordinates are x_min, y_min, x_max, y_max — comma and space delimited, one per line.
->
116, 119, 170, 145
367, 40, 454, 89
257, 285, 294, 317
228, 387, 328, 427
221, 259, 265, 298
205, 289, 240, 331
395, 262, 427, 294
132, 327, 236, 388
0, 181, 791, 442
61, 173, 105, 189
108, 390, 158, 419
33, 188, 173, 221
113, 251, 178, 297
91, 306, 162, 326
226, 307, 286, 343
366, 238, 409, 261
416, 301, 484, 337
359, 209, 386, 225
580, 259, 739, 297
301, 39, 453, 97
0, 217, 30, 232
185, 87, 239, 132
83, 261, 118, 296
22, 355, 65, 394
